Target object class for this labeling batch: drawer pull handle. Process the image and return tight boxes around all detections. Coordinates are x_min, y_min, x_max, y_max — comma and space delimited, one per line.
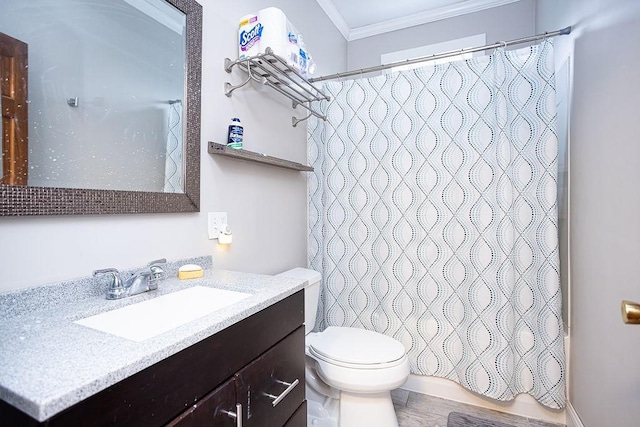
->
222, 403, 243, 427
264, 379, 300, 407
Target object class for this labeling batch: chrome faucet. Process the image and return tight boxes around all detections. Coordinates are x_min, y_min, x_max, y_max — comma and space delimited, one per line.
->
94, 258, 167, 300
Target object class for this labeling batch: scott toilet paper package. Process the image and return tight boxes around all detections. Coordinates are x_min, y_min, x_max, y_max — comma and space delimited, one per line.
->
238, 7, 316, 76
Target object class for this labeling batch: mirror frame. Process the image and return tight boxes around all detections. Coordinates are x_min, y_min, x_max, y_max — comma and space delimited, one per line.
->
0, 0, 202, 216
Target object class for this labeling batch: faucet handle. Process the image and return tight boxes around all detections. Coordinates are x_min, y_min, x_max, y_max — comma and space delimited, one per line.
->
93, 268, 126, 300
147, 259, 166, 288
148, 259, 166, 275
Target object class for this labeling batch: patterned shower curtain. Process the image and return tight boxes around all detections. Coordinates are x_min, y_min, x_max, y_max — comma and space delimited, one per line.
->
164, 100, 183, 193
307, 41, 565, 408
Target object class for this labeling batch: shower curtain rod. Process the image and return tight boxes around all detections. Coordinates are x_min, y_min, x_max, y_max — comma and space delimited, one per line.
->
309, 26, 571, 83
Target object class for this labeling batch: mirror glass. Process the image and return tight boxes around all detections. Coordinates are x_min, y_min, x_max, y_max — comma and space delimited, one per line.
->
0, 0, 201, 215
2, 0, 186, 193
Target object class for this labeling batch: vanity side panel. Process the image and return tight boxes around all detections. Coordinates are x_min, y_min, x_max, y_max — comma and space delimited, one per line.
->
284, 400, 307, 427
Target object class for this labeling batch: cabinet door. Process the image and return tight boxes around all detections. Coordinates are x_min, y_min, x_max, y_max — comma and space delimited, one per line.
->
166, 378, 239, 427
236, 326, 305, 427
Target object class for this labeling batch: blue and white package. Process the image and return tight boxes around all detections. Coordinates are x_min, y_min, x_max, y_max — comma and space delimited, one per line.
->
238, 14, 262, 57
237, 7, 316, 76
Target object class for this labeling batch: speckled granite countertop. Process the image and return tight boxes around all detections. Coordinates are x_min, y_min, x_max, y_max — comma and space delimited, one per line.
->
0, 257, 306, 422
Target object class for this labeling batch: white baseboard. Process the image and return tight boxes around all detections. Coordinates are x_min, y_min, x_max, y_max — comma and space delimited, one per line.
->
566, 402, 584, 427
401, 374, 566, 425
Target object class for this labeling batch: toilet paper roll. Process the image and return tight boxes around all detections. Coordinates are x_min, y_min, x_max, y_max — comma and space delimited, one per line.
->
237, 7, 314, 75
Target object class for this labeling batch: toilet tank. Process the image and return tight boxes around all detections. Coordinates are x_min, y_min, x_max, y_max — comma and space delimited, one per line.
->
276, 268, 321, 334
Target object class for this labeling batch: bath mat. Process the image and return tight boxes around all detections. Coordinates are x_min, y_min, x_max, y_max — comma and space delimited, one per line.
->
447, 412, 515, 427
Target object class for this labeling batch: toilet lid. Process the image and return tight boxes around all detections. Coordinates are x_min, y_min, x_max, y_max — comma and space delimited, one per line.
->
309, 327, 406, 365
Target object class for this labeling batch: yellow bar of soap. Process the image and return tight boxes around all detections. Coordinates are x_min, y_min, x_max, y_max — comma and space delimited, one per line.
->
178, 264, 204, 280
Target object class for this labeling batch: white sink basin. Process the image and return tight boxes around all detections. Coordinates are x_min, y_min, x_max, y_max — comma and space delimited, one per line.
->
75, 286, 251, 342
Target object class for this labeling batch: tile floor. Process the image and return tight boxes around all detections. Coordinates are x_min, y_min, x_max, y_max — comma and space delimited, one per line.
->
391, 390, 566, 427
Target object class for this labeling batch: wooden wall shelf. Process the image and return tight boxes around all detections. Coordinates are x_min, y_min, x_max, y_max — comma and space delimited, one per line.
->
208, 142, 314, 172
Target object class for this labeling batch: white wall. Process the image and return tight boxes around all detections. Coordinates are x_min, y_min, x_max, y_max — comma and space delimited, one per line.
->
347, 0, 536, 70
0, 0, 347, 292
536, 1, 640, 426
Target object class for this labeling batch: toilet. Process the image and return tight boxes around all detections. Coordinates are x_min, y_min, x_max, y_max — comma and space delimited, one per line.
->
277, 268, 410, 427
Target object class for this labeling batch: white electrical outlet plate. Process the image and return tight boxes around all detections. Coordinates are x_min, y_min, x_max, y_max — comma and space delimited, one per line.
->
208, 212, 227, 240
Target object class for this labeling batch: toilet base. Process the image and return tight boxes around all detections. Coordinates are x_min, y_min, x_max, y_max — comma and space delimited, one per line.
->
307, 383, 339, 427
339, 390, 399, 427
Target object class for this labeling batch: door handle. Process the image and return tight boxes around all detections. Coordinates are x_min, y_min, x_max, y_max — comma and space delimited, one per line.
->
621, 300, 640, 324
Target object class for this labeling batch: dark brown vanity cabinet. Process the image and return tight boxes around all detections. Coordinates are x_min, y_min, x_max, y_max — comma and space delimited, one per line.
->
168, 327, 306, 427
0, 291, 306, 427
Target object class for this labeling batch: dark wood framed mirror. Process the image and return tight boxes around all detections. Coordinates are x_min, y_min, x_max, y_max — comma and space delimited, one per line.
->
0, 0, 202, 216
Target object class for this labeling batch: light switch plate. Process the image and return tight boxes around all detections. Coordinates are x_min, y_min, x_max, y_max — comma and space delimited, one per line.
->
208, 212, 227, 240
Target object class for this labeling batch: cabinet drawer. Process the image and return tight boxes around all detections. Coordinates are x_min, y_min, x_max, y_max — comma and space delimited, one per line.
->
236, 326, 305, 427
166, 378, 237, 427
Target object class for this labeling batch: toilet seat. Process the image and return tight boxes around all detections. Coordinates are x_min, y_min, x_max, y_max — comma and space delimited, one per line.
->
308, 327, 406, 369
309, 346, 407, 370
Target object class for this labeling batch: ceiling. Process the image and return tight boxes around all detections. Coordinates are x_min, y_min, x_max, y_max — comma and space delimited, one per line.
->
315, 0, 522, 41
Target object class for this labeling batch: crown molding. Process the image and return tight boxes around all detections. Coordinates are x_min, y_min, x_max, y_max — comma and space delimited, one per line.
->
315, 0, 351, 40
318, 0, 522, 42
350, 0, 521, 40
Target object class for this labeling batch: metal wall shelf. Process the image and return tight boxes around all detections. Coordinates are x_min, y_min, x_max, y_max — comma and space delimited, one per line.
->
224, 48, 329, 127
209, 142, 314, 172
